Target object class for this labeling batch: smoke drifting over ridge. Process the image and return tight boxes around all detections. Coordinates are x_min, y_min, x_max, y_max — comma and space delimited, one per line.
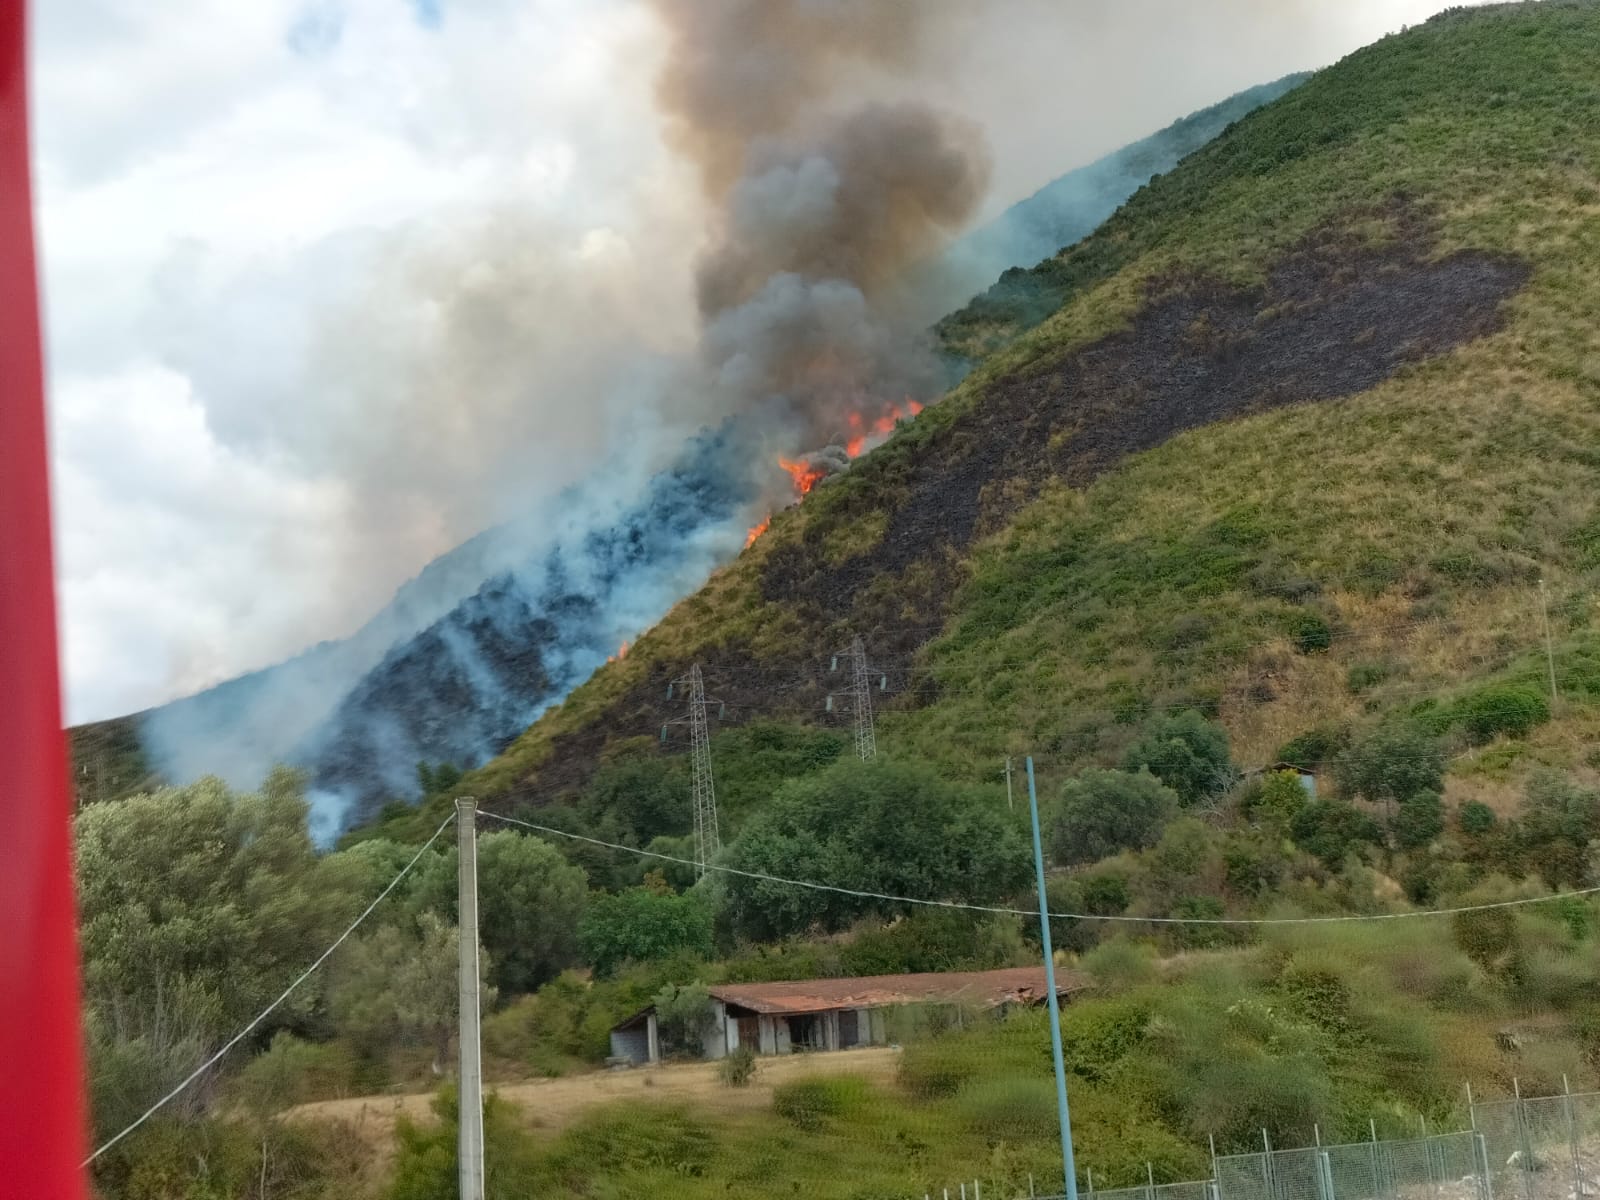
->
652, 0, 992, 451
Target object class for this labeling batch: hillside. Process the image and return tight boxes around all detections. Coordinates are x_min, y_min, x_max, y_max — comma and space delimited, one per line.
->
65, 78, 1304, 829
78, 8, 1600, 1200
437, 0, 1600, 833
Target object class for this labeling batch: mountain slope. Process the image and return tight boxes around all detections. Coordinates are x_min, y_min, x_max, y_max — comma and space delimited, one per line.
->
67, 79, 1304, 824
452, 1, 1600, 829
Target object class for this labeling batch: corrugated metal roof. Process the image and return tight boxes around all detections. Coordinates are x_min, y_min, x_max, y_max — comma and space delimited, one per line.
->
704, 966, 1090, 1016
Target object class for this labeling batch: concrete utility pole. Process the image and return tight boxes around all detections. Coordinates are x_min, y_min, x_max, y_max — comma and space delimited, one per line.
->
1005, 757, 1014, 811
455, 797, 485, 1200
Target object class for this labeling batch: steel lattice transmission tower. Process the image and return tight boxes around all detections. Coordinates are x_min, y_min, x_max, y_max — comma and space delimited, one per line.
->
667, 664, 721, 878
830, 635, 877, 760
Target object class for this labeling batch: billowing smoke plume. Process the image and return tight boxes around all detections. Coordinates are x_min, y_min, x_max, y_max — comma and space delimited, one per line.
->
652, 0, 992, 448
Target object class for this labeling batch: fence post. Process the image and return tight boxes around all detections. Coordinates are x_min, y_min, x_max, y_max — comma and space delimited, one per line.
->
1564, 1076, 1583, 1200
1370, 1119, 1384, 1200
1209, 1134, 1220, 1200
1262, 1130, 1274, 1200
1475, 1132, 1495, 1200
1148, 1162, 1157, 1200
1467, 1082, 1476, 1132
1316, 1151, 1334, 1200
1512, 1078, 1534, 1200
1030, 1175, 1036, 1199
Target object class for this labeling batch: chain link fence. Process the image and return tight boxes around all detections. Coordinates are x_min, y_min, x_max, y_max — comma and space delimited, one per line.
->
1473, 1089, 1600, 1200
933, 1090, 1600, 1200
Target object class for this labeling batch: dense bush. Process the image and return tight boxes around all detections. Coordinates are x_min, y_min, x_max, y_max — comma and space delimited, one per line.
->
1392, 791, 1445, 850
578, 886, 714, 978
1123, 710, 1234, 805
1452, 684, 1551, 744
1459, 801, 1497, 835
1276, 727, 1348, 772
1333, 721, 1445, 806
957, 1077, 1060, 1142
1290, 801, 1384, 867
722, 759, 1029, 939
1247, 770, 1311, 827
719, 1045, 757, 1087
772, 1076, 871, 1129
1051, 768, 1179, 866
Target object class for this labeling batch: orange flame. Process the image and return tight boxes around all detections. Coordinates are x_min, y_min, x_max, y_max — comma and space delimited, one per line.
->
745, 515, 771, 547
779, 455, 826, 496
607, 640, 630, 664
844, 399, 924, 458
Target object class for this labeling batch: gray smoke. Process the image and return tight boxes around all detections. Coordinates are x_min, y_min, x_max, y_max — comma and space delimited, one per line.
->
652, 0, 993, 451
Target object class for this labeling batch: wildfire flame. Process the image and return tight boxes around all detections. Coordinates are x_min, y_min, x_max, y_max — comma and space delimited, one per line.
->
778, 455, 827, 496
773, 400, 927, 510
745, 515, 771, 547
842, 399, 923, 458
607, 640, 630, 664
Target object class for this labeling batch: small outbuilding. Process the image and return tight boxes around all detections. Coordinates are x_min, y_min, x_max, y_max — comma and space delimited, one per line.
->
609, 966, 1091, 1065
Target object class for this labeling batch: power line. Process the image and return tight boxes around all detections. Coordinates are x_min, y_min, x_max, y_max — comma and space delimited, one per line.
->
477, 809, 1600, 928
84, 812, 456, 1167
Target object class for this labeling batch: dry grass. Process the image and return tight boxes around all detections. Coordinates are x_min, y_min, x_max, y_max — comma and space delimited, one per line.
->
284, 1046, 902, 1164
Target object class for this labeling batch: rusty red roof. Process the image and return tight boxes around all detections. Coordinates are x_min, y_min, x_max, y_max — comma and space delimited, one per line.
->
704, 967, 1090, 1016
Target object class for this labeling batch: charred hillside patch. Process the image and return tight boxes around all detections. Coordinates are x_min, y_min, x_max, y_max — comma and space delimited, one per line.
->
764, 202, 1527, 626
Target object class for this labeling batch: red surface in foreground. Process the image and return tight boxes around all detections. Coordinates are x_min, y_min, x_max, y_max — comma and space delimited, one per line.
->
0, 3, 90, 1193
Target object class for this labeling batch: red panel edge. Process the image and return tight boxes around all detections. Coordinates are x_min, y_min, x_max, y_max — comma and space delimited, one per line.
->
0, 3, 91, 1194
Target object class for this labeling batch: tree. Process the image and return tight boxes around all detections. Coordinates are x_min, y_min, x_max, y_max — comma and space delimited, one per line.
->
411, 831, 588, 994
653, 982, 715, 1057
1289, 801, 1383, 868
721, 759, 1029, 940
74, 769, 330, 1043
582, 754, 690, 844
330, 912, 492, 1074
1333, 720, 1445, 807
579, 887, 715, 977
1122, 710, 1233, 805
1249, 770, 1310, 827
1050, 769, 1178, 866
1392, 790, 1445, 850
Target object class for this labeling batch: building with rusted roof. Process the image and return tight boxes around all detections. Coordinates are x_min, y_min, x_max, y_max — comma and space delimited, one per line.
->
608, 966, 1091, 1065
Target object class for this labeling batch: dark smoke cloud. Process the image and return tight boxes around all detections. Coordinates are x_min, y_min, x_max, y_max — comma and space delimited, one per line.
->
649, 0, 993, 458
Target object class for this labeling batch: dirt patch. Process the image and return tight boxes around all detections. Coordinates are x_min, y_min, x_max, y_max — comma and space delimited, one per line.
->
286, 1046, 902, 1168
512, 200, 1527, 802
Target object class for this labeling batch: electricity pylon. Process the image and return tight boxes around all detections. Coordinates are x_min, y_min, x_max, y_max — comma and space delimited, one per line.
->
665, 665, 721, 877
827, 635, 877, 760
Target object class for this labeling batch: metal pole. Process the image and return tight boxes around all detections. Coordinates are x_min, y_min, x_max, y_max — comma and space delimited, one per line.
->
1006, 757, 1014, 811
1148, 1161, 1157, 1200
1370, 1119, 1383, 1200
1513, 1078, 1533, 1200
1564, 1075, 1582, 1200
1539, 579, 1560, 704
1467, 1082, 1476, 1131
456, 798, 485, 1200
1028, 757, 1080, 1200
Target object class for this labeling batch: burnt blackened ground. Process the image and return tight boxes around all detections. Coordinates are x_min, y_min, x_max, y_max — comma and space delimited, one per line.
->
510, 204, 1528, 806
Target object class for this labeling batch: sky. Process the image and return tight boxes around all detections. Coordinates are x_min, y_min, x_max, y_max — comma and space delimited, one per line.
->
32, 0, 1478, 724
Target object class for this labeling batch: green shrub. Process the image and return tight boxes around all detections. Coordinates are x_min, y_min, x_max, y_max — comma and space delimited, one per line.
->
772, 1076, 870, 1129
957, 1076, 1060, 1142
1287, 610, 1334, 654
1250, 770, 1311, 827
1458, 801, 1497, 835
719, 1046, 757, 1088
1334, 721, 1445, 805
1392, 791, 1445, 850
1290, 801, 1383, 867
1276, 727, 1347, 772
553, 1103, 717, 1179
1453, 684, 1550, 744
1346, 661, 1393, 693
1051, 769, 1178, 866
1123, 710, 1234, 804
